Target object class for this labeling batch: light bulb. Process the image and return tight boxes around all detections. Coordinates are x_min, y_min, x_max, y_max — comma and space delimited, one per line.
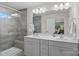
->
35, 9, 39, 14
39, 8, 42, 13
54, 4, 58, 8
64, 2, 70, 9
54, 4, 59, 11
32, 9, 36, 13
40, 8, 43, 11
59, 3, 64, 10
40, 8, 46, 13
65, 2, 70, 6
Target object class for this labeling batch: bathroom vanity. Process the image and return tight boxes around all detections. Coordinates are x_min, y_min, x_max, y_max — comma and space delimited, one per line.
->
24, 34, 78, 56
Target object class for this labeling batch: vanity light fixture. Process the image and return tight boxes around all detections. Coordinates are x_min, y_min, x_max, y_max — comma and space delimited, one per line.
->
32, 8, 46, 14
53, 2, 70, 11
32, 2, 70, 13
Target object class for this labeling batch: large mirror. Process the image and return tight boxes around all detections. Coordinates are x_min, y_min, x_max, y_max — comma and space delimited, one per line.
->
33, 15, 41, 33
32, 3, 72, 36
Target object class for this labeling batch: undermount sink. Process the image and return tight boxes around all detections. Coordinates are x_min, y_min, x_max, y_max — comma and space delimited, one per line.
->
63, 37, 70, 39
62, 36, 76, 40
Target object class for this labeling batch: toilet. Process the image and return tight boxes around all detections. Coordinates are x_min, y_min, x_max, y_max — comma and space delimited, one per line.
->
0, 47, 23, 56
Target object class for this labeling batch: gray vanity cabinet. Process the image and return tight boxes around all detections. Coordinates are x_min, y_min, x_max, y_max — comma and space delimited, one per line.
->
40, 40, 49, 56
24, 37, 78, 56
49, 41, 78, 56
24, 38, 39, 56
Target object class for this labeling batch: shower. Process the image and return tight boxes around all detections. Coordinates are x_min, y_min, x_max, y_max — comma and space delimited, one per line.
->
0, 4, 23, 52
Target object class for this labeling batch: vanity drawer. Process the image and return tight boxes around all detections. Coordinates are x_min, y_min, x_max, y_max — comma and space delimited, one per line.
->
40, 41, 49, 56
49, 40, 78, 48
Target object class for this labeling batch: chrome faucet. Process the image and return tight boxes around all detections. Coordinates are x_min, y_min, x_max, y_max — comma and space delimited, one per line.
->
60, 34, 63, 38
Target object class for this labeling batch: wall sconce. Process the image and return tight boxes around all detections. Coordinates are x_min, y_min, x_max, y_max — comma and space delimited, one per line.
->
32, 2, 71, 14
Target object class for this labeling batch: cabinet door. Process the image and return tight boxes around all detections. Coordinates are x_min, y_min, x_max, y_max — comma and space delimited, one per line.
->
40, 40, 49, 56
24, 44, 33, 56
24, 38, 32, 56
24, 44, 39, 56
49, 45, 78, 56
24, 38, 39, 56
49, 45, 63, 56
32, 39, 39, 56
61, 47, 78, 56
49, 40, 78, 56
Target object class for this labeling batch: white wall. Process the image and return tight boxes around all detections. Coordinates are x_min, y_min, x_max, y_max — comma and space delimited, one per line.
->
0, 6, 20, 51
27, 8, 33, 35
70, 3, 79, 39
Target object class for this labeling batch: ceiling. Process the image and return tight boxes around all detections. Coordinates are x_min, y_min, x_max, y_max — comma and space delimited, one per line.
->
0, 2, 51, 10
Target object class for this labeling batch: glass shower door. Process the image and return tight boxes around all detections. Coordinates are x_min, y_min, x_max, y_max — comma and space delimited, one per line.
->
0, 13, 18, 52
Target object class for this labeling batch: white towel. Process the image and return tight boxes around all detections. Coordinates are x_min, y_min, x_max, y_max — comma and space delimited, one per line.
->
69, 19, 77, 35
28, 24, 34, 34
69, 22, 73, 34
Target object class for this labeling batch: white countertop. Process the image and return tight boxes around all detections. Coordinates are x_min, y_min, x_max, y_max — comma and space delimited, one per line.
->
24, 34, 78, 44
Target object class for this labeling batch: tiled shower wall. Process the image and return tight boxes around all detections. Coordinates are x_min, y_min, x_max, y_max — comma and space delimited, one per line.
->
18, 8, 27, 40
0, 15, 19, 51
14, 9, 27, 49
0, 6, 25, 51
